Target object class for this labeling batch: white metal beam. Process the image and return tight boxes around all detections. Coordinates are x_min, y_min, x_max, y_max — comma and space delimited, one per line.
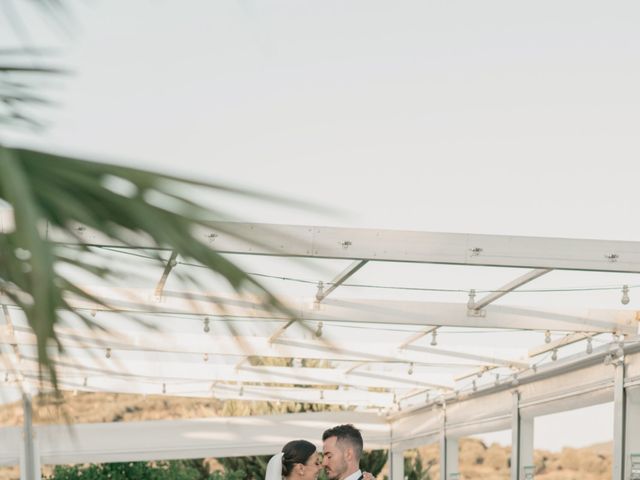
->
4, 358, 455, 390
55, 221, 640, 273
0, 411, 390, 466
154, 251, 178, 299
528, 332, 593, 358
469, 268, 552, 312
25, 287, 636, 334
29, 375, 396, 407
398, 326, 438, 349
315, 260, 368, 303
4, 328, 528, 369
453, 366, 497, 383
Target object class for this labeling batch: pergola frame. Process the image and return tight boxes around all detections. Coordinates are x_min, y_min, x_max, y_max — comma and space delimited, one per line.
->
1, 222, 639, 480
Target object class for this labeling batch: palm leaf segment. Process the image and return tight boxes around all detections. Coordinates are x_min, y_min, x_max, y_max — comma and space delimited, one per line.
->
0, 146, 284, 388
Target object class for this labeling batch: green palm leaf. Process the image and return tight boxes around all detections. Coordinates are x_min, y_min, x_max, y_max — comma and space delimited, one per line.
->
0, 145, 290, 388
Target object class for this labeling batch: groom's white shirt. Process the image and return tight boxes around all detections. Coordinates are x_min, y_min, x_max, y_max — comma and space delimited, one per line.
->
343, 469, 362, 480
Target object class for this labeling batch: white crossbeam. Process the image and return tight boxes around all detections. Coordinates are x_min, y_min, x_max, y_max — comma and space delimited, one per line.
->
316, 260, 368, 303
398, 326, 438, 349
528, 332, 593, 357
3, 358, 455, 390
28, 375, 397, 407
4, 327, 528, 368
54, 222, 640, 273
154, 251, 178, 299
0, 411, 390, 465
20, 287, 635, 334
469, 268, 552, 311
454, 365, 498, 382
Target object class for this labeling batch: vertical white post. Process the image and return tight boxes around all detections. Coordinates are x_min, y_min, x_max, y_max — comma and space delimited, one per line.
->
445, 437, 459, 479
511, 391, 520, 480
389, 450, 404, 480
19, 394, 40, 480
439, 407, 458, 480
613, 362, 626, 480
625, 385, 640, 479
520, 416, 534, 478
511, 391, 534, 480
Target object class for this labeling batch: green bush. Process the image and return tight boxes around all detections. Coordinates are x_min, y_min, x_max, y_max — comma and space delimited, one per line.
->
45, 460, 207, 480
403, 453, 434, 480
360, 449, 388, 477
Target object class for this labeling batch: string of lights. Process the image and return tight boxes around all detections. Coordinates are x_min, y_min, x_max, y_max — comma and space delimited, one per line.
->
96, 246, 640, 296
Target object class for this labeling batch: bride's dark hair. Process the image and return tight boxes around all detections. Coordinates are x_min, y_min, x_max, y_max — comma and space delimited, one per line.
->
281, 439, 316, 477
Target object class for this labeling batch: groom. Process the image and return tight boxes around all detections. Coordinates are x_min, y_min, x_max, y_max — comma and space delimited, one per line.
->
322, 424, 364, 480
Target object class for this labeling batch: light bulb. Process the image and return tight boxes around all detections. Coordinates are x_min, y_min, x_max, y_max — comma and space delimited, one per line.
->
315, 322, 323, 338
105, 347, 112, 359
430, 330, 438, 346
315, 280, 324, 301
621, 285, 630, 305
586, 337, 593, 355
467, 289, 476, 309
203, 317, 210, 333
408, 362, 414, 375
544, 330, 551, 344
551, 349, 558, 361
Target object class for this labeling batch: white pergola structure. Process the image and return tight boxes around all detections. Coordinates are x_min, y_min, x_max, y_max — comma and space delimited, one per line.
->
1, 223, 640, 480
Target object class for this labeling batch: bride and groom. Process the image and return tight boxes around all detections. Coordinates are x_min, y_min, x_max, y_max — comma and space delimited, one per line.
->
265, 424, 376, 480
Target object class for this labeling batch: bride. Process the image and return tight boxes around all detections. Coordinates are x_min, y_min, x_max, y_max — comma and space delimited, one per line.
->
265, 440, 375, 480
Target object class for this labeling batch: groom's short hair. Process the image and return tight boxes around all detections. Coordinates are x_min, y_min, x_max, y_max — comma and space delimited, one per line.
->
322, 424, 363, 461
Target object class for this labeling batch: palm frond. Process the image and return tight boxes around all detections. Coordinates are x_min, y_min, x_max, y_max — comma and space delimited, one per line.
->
0, 145, 291, 388
0, 60, 64, 129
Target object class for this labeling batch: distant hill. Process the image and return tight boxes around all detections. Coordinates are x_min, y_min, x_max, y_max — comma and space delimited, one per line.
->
412, 438, 611, 480
0, 393, 612, 480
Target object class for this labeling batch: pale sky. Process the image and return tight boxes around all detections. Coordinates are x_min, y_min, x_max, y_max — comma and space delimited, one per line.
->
2, 0, 639, 452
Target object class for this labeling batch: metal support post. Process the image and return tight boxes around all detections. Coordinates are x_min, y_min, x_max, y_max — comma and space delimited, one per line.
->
511, 391, 534, 480
613, 362, 626, 480
439, 408, 459, 480
19, 394, 40, 480
625, 385, 640, 480
389, 450, 404, 480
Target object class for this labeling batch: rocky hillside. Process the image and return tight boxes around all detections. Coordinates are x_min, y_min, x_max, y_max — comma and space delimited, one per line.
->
0, 393, 612, 480
410, 438, 611, 480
